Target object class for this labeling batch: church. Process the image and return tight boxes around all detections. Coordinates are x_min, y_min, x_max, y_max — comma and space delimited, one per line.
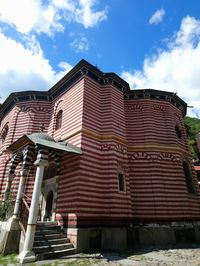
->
0, 59, 200, 263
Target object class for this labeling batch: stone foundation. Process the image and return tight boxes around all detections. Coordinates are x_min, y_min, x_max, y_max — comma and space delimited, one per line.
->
66, 223, 200, 252
0, 218, 21, 255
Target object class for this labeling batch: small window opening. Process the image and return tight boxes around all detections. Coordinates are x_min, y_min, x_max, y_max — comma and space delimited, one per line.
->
1, 124, 9, 143
197, 172, 200, 183
183, 161, 196, 194
118, 173, 125, 192
55, 110, 63, 130
175, 125, 182, 139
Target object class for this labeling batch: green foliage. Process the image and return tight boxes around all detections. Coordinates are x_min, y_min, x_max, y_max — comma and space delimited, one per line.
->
184, 116, 200, 159
0, 253, 17, 265
0, 197, 14, 221
184, 116, 200, 141
0, 193, 14, 221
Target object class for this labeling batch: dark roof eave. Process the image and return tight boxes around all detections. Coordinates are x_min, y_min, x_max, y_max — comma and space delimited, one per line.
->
0, 60, 187, 117
6, 134, 82, 155
0, 59, 130, 116
126, 88, 187, 116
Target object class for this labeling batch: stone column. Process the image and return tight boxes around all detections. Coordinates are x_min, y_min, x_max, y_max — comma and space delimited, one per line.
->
3, 174, 14, 202
4, 152, 23, 202
0, 153, 25, 255
0, 174, 19, 255
12, 169, 29, 219
0, 169, 30, 255
18, 149, 48, 264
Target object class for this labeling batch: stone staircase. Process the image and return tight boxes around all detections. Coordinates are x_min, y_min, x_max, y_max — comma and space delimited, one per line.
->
33, 221, 76, 260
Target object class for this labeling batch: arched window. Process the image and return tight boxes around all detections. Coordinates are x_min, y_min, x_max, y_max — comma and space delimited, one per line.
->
183, 161, 196, 194
175, 125, 182, 139
1, 124, 9, 143
55, 110, 63, 130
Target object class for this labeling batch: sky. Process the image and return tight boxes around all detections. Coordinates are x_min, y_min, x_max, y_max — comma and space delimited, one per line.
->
0, 0, 200, 117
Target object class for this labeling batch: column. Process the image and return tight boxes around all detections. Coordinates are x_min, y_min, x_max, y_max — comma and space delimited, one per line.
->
18, 149, 48, 264
12, 169, 29, 220
4, 152, 23, 202
3, 173, 14, 202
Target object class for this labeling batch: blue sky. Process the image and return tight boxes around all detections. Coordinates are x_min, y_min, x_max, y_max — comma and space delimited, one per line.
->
0, 0, 200, 117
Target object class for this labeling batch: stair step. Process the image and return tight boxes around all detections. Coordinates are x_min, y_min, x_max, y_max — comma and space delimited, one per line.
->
34, 233, 67, 240
36, 248, 76, 260
36, 222, 58, 226
34, 238, 70, 246
33, 243, 74, 253
35, 228, 62, 234
33, 222, 75, 260
36, 225, 61, 230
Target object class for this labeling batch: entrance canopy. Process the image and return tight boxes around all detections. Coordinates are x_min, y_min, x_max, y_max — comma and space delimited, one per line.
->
6, 132, 82, 154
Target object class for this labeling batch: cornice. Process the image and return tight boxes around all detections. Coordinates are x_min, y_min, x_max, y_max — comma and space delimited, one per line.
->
0, 59, 130, 118
0, 59, 187, 118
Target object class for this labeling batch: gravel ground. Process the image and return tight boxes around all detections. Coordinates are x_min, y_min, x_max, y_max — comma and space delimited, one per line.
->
24, 245, 200, 266
3, 245, 200, 266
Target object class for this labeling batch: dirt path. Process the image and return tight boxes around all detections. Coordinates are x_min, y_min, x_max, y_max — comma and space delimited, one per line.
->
3, 245, 200, 265
24, 245, 200, 266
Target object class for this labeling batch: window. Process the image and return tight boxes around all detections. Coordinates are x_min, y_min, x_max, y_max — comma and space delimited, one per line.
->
118, 172, 126, 192
0, 124, 9, 143
55, 110, 63, 130
175, 125, 182, 139
183, 161, 196, 194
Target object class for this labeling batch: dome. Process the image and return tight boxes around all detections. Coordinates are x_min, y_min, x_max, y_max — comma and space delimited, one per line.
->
29, 132, 55, 142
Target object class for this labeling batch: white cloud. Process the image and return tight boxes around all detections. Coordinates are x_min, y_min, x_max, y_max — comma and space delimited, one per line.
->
56, 61, 73, 80
0, 32, 71, 102
75, 0, 107, 28
122, 16, 200, 118
0, 0, 107, 36
149, 8, 165, 25
0, 0, 107, 102
70, 36, 89, 52
0, 0, 63, 36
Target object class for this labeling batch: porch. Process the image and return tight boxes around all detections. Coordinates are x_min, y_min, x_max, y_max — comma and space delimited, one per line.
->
0, 132, 81, 263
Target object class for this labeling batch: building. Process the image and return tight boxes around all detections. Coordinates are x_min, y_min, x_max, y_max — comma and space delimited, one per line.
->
194, 133, 200, 183
1, 59, 200, 262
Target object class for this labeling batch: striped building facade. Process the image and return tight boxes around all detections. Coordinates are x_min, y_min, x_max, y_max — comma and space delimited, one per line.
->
1, 59, 200, 250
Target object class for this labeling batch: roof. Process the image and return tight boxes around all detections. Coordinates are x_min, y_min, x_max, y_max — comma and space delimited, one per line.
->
7, 132, 82, 154
0, 59, 187, 117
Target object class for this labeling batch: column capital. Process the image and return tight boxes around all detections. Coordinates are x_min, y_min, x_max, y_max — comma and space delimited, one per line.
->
34, 149, 48, 167
20, 168, 29, 177
7, 173, 15, 182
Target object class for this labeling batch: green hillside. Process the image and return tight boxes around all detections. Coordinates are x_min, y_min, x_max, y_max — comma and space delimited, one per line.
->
184, 116, 200, 142
184, 116, 200, 159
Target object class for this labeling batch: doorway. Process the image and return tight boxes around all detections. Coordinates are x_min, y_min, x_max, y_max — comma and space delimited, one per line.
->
40, 176, 59, 221
45, 190, 53, 220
